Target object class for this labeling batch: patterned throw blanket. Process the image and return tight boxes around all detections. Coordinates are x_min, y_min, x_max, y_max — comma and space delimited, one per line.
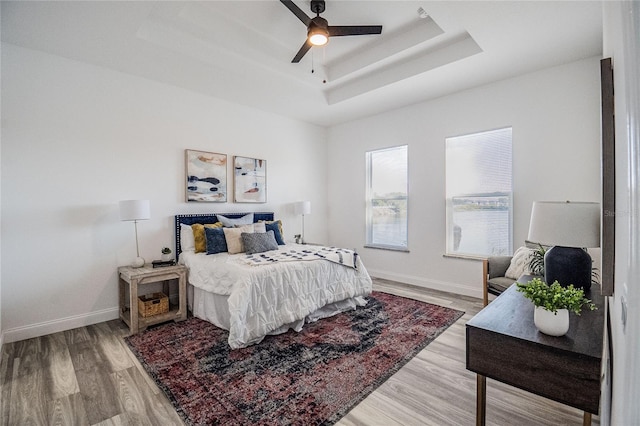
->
241, 246, 359, 269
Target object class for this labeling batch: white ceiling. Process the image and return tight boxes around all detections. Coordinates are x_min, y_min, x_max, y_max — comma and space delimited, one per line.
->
1, 1, 603, 127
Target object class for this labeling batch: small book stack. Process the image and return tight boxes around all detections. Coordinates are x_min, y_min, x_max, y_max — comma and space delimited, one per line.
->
152, 259, 176, 268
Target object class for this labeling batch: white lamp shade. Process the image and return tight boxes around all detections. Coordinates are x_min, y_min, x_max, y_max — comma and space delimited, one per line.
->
294, 201, 311, 215
527, 201, 600, 248
119, 199, 151, 221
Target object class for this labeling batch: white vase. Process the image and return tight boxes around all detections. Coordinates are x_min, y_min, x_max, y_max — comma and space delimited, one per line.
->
534, 306, 570, 336
161, 253, 172, 261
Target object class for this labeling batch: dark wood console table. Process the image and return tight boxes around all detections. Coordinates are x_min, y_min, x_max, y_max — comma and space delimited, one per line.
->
466, 275, 604, 425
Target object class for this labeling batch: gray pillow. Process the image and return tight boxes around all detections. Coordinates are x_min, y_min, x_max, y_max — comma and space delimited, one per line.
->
241, 230, 278, 255
217, 213, 254, 227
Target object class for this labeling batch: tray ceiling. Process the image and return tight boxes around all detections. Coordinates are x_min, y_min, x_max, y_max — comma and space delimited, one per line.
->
1, 1, 603, 126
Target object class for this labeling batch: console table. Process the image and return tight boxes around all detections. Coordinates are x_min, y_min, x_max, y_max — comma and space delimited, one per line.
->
466, 275, 604, 425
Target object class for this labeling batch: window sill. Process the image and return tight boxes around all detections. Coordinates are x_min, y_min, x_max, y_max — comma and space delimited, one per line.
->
364, 244, 410, 253
443, 253, 486, 261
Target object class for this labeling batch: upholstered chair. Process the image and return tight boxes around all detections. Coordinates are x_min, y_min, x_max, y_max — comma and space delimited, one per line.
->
482, 256, 516, 306
482, 244, 545, 306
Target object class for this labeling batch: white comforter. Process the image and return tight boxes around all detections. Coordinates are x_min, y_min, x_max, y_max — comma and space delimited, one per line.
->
180, 244, 372, 348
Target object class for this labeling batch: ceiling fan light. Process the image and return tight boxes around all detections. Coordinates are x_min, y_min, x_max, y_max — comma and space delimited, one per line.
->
309, 31, 328, 46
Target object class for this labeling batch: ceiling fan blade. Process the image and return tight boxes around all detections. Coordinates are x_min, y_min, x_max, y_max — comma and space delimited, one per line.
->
292, 40, 313, 63
328, 25, 383, 37
280, 0, 311, 26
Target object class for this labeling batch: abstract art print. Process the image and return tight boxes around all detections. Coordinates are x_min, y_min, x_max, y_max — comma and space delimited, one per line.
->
234, 156, 266, 203
185, 150, 227, 202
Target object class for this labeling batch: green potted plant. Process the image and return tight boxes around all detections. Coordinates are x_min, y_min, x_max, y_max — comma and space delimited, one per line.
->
161, 247, 172, 261
516, 277, 596, 336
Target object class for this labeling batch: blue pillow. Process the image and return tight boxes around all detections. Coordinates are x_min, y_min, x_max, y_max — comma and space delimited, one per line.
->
205, 227, 228, 254
264, 221, 285, 245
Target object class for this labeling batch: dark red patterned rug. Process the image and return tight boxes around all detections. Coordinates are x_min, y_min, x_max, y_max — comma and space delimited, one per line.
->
125, 291, 464, 426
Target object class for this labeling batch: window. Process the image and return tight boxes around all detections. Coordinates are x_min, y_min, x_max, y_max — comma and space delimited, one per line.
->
366, 145, 408, 250
446, 128, 512, 257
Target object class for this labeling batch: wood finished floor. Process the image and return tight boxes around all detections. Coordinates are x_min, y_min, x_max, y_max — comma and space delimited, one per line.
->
1, 278, 599, 426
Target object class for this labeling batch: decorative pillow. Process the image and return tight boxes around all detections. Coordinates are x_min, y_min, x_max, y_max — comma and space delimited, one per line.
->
223, 224, 255, 254
505, 246, 535, 279
217, 213, 254, 227
204, 227, 228, 255
180, 224, 196, 252
192, 222, 223, 253
252, 222, 266, 233
242, 231, 279, 254
260, 220, 285, 245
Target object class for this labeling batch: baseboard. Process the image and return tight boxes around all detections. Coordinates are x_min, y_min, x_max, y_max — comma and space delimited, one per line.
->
367, 268, 481, 299
2, 307, 120, 344
2, 275, 477, 343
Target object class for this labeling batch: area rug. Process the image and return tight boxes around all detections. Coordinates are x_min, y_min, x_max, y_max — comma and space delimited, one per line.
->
125, 291, 464, 426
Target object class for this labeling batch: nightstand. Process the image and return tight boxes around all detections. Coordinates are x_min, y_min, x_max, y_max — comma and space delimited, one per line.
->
118, 264, 187, 334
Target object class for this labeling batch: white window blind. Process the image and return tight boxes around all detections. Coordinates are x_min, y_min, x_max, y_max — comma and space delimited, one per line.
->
446, 128, 513, 257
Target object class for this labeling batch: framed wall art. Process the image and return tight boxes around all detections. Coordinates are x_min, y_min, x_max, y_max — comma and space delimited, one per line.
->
234, 156, 266, 203
185, 149, 227, 202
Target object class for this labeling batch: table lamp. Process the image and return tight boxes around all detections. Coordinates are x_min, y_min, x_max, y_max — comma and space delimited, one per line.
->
294, 201, 311, 244
119, 199, 150, 268
527, 201, 600, 290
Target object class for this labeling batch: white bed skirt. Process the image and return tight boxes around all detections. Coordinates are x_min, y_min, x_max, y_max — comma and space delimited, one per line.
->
188, 284, 367, 342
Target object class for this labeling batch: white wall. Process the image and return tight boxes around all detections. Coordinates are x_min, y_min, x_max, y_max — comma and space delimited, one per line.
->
602, 2, 640, 424
327, 57, 602, 298
0, 40, 607, 342
0, 43, 328, 342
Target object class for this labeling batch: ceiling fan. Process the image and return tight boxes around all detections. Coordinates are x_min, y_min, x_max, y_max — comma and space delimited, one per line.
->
280, 0, 383, 63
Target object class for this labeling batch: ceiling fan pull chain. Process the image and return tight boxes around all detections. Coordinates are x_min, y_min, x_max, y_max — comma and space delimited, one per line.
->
311, 49, 315, 73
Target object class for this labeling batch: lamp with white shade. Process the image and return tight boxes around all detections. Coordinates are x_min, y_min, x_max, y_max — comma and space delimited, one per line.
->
294, 201, 311, 244
119, 199, 150, 268
527, 201, 600, 290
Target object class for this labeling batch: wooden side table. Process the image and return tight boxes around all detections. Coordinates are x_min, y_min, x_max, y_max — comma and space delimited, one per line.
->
466, 275, 604, 426
118, 264, 187, 334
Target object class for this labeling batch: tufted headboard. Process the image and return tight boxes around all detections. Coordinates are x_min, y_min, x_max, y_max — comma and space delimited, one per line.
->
174, 212, 274, 259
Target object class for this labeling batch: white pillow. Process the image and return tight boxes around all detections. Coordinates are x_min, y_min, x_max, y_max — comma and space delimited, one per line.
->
253, 222, 266, 233
505, 246, 534, 280
223, 224, 255, 254
217, 213, 254, 227
180, 224, 195, 252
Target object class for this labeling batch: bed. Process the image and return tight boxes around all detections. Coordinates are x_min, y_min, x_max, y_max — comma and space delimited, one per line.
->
175, 212, 372, 349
